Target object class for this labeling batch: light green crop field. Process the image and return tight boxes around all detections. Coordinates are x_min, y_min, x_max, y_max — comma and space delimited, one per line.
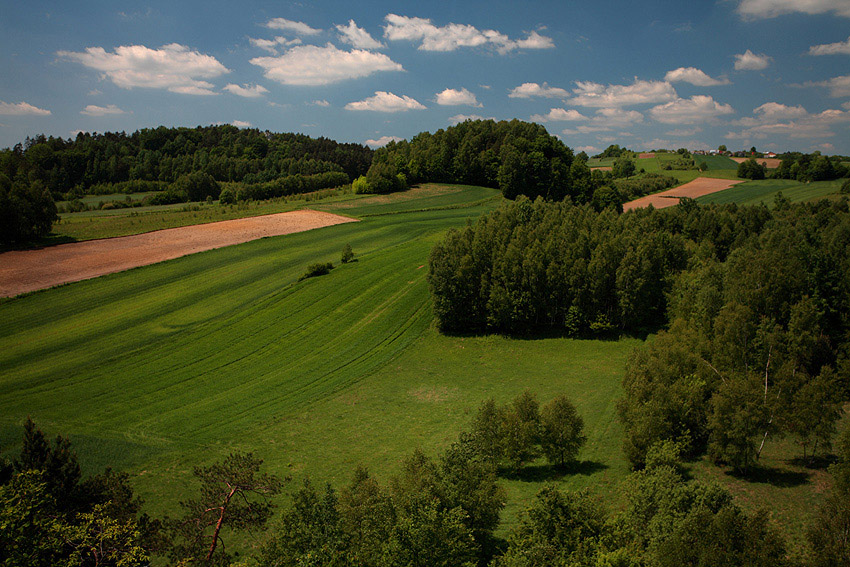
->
0, 184, 632, 525
696, 178, 846, 206
0, 183, 832, 555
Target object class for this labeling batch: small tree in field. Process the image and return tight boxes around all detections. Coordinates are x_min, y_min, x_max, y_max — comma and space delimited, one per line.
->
170, 452, 283, 565
539, 395, 587, 467
341, 243, 355, 264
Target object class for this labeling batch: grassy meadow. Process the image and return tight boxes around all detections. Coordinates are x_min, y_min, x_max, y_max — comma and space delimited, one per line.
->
0, 184, 632, 525
0, 182, 839, 556
696, 178, 846, 206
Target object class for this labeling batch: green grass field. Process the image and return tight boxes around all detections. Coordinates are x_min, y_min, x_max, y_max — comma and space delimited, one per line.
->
1, 184, 631, 523
0, 182, 835, 556
696, 178, 846, 206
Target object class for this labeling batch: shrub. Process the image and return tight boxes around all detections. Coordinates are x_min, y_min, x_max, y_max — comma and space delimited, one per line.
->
299, 262, 334, 281
841, 178, 850, 194
341, 244, 354, 264
171, 171, 221, 202
737, 158, 766, 180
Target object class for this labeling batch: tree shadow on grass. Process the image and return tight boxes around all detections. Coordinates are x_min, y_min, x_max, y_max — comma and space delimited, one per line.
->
500, 460, 608, 483
727, 464, 810, 488
787, 454, 837, 470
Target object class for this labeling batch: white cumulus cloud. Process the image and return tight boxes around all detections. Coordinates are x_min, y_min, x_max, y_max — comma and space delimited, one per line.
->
383, 14, 554, 53
0, 100, 51, 115
310, 100, 330, 107
249, 37, 302, 54
223, 83, 269, 98
562, 108, 644, 134
726, 102, 850, 139
435, 87, 481, 107
809, 36, 850, 55
736, 0, 850, 19
508, 82, 570, 99
530, 108, 587, 122
365, 135, 403, 148
263, 18, 322, 35
448, 114, 494, 124
58, 43, 229, 95
345, 91, 425, 112
569, 79, 677, 107
251, 44, 403, 86
80, 104, 126, 116
231, 120, 252, 128
734, 49, 771, 71
649, 95, 734, 124
803, 75, 850, 97
336, 20, 384, 49
664, 67, 730, 86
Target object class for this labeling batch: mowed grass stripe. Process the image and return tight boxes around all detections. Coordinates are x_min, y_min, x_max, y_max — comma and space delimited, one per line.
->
0, 187, 501, 461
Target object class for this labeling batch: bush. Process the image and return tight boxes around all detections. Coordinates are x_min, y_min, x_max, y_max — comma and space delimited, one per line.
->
341, 244, 354, 264
299, 262, 334, 281
171, 171, 220, 202
737, 158, 766, 180
841, 178, 850, 194
0, 177, 58, 244
352, 175, 370, 194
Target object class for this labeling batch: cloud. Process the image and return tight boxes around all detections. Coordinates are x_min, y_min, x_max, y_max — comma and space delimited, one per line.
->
569, 79, 677, 107
802, 75, 850, 97
0, 100, 52, 116
231, 120, 252, 128
726, 102, 850, 139
435, 87, 481, 107
734, 49, 771, 71
365, 135, 403, 148
87, 89, 102, 96
383, 14, 554, 53
310, 99, 330, 107
336, 20, 384, 49
665, 127, 703, 137
562, 108, 644, 134
250, 43, 403, 86
508, 82, 569, 99
223, 83, 269, 98
664, 67, 730, 86
575, 145, 599, 153
736, 0, 850, 19
808, 36, 850, 55
58, 43, 229, 95
448, 114, 494, 124
263, 18, 321, 35
649, 95, 734, 124
530, 108, 586, 122
345, 91, 425, 112
249, 36, 302, 54
80, 104, 126, 116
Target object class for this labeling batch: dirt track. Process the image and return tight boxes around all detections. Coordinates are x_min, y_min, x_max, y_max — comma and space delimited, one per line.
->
623, 177, 745, 212
0, 210, 357, 297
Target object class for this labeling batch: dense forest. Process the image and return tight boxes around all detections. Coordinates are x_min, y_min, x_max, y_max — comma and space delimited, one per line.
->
0, 125, 372, 198
0, 125, 373, 244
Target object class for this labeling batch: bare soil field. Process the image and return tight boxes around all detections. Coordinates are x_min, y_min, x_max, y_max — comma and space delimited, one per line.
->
730, 156, 782, 168
623, 177, 745, 212
638, 152, 656, 159
0, 210, 356, 297
590, 166, 613, 171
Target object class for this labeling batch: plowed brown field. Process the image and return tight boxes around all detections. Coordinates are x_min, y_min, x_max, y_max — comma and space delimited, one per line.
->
623, 177, 745, 212
0, 210, 357, 297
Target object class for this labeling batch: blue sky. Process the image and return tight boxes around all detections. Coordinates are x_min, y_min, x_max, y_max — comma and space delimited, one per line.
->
1, 0, 849, 154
